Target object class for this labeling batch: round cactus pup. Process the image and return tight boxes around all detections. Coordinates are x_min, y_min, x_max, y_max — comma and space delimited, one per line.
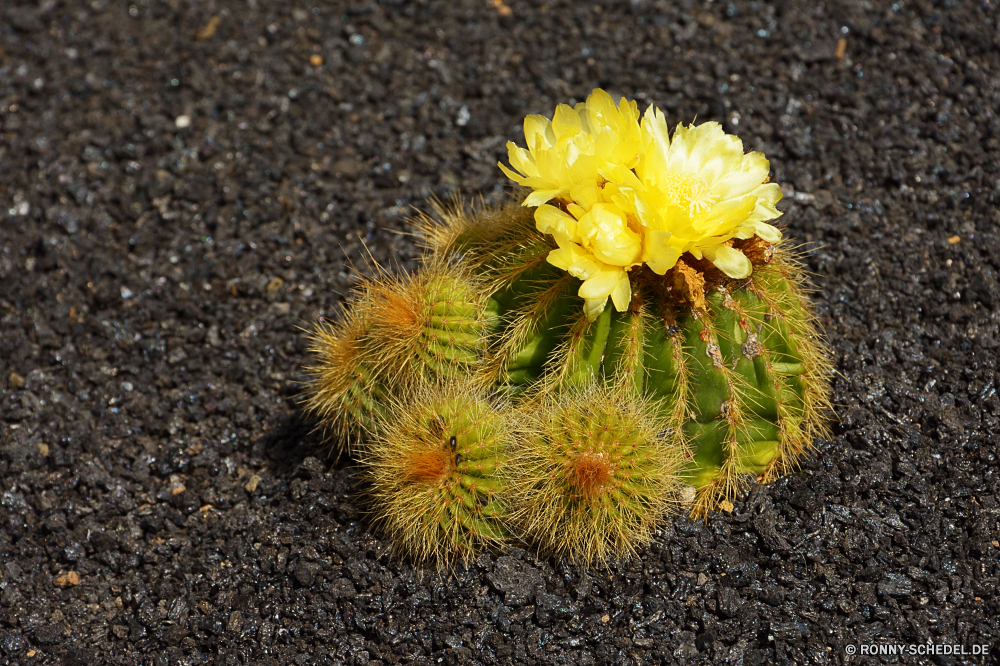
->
508, 383, 687, 564
302, 310, 389, 451
361, 261, 491, 387
363, 383, 511, 565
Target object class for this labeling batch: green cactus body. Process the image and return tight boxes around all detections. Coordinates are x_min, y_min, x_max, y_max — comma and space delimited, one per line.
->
485, 244, 830, 515
412, 272, 485, 379
364, 386, 510, 564
304, 263, 492, 450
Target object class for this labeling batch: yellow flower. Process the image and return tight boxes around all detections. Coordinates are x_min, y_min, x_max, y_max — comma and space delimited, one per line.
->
634, 108, 782, 278
499, 89, 643, 208
501, 89, 783, 319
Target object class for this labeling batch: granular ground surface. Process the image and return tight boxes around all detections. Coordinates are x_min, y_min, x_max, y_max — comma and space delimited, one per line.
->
1, 1, 999, 664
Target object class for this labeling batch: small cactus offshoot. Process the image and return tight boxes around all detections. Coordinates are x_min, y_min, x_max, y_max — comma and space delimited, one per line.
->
302, 309, 388, 445
361, 261, 489, 387
362, 383, 511, 565
509, 384, 686, 564
303, 88, 833, 566
302, 261, 491, 454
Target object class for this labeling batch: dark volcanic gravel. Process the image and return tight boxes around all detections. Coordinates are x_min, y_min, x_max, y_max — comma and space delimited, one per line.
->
2, 1, 999, 664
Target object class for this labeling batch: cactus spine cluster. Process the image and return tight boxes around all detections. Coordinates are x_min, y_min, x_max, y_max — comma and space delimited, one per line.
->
303, 90, 832, 566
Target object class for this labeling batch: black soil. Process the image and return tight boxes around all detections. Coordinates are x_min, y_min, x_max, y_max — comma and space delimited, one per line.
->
1, 1, 999, 664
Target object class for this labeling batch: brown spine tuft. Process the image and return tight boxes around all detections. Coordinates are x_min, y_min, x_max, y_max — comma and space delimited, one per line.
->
405, 449, 451, 483
569, 452, 616, 500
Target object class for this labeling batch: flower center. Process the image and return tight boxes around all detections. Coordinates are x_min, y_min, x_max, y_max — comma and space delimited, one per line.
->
661, 171, 717, 216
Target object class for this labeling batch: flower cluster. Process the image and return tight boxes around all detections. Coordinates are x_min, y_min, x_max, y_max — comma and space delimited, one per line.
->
500, 89, 783, 320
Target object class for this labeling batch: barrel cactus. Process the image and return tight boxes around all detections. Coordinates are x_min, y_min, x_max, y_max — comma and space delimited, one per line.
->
304, 89, 832, 563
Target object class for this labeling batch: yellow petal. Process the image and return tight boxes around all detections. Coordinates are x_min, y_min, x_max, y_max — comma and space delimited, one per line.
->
568, 254, 605, 281
667, 122, 723, 171
598, 163, 643, 191
518, 175, 560, 190
576, 264, 633, 315
704, 245, 752, 279
550, 243, 605, 282
584, 89, 617, 129
547, 242, 591, 272
693, 133, 745, 187
638, 106, 671, 183
583, 297, 607, 321
566, 203, 588, 220
569, 180, 601, 211
642, 230, 683, 275
535, 204, 578, 244
641, 105, 671, 151
569, 154, 601, 184
552, 104, 582, 139
751, 221, 783, 243
578, 265, 625, 300
682, 122, 729, 169
506, 143, 537, 178
747, 183, 783, 222
752, 182, 783, 207
695, 195, 757, 235
524, 114, 554, 148
711, 151, 770, 201
523, 189, 563, 208
498, 161, 526, 184
614, 186, 663, 232
609, 271, 632, 311
578, 203, 642, 266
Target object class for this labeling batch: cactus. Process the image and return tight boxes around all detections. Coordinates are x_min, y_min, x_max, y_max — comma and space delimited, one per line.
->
303, 88, 834, 564
361, 260, 490, 387
508, 384, 685, 564
362, 383, 511, 565
302, 308, 389, 446
302, 260, 491, 453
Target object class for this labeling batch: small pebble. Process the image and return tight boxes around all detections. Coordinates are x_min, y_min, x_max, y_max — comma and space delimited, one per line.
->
196, 15, 221, 41
8, 372, 25, 388
175, 115, 192, 128
835, 37, 847, 60
245, 474, 261, 493
310, 54, 323, 66
678, 485, 697, 509
54, 572, 81, 587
